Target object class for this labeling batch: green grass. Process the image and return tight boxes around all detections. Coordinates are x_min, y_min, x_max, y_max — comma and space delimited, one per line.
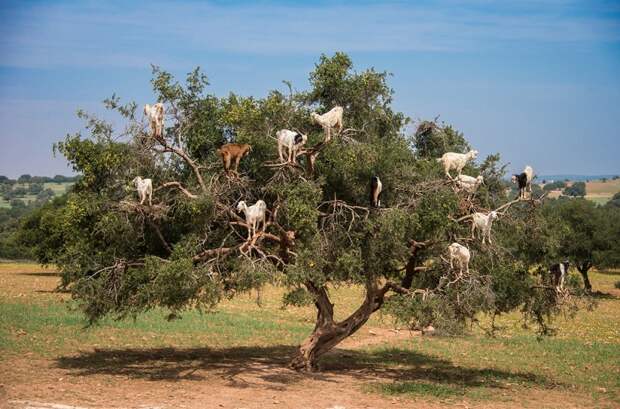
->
1, 265, 619, 407
366, 334, 619, 402
588, 196, 611, 205
357, 272, 620, 405
0, 300, 311, 357
43, 182, 73, 194
0, 182, 72, 209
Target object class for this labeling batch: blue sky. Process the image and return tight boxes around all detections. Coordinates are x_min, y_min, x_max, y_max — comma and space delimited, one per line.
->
0, 0, 619, 177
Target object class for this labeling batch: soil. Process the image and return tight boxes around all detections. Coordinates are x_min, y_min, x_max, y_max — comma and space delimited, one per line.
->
0, 265, 607, 409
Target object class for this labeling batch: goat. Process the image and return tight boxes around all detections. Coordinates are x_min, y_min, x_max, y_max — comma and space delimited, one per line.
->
217, 143, 251, 174
277, 129, 307, 163
311, 106, 343, 142
512, 165, 534, 199
471, 211, 498, 244
549, 260, 570, 291
448, 243, 470, 276
524, 165, 534, 194
144, 103, 165, 138
437, 150, 479, 178
237, 200, 267, 239
370, 176, 382, 207
133, 176, 153, 206
456, 174, 484, 194
511, 173, 528, 199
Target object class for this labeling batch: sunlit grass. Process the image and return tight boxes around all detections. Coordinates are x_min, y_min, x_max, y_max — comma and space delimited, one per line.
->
1, 263, 619, 406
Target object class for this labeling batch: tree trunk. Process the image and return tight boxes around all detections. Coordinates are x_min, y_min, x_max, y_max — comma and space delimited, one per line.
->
290, 280, 387, 371
577, 262, 592, 292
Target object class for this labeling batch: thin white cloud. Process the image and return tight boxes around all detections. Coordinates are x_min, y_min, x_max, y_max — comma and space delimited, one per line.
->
0, 1, 618, 69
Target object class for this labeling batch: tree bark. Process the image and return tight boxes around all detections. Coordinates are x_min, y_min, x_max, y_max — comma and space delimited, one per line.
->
289, 280, 388, 371
577, 262, 593, 292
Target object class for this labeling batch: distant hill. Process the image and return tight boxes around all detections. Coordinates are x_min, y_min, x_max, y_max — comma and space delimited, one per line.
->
538, 174, 619, 182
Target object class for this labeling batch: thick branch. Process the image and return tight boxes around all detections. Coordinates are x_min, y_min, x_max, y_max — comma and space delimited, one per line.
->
155, 181, 198, 199
152, 142, 207, 193
146, 219, 172, 254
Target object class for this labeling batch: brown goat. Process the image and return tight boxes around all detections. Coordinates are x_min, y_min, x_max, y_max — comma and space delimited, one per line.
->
217, 143, 252, 174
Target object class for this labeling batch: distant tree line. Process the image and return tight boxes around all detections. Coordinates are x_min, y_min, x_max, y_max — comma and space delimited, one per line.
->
563, 181, 586, 197
0, 174, 79, 185
543, 180, 567, 191
0, 175, 76, 259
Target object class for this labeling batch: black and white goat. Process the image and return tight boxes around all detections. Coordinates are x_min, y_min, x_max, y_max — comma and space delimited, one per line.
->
512, 165, 534, 199
370, 176, 382, 207
549, 260, 570, 291
277, 129, 307, 163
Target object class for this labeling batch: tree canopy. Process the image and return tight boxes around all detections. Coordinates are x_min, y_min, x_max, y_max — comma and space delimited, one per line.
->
544, 198, 620, 291
20, 53, 592, 371
563, 181, 586, 197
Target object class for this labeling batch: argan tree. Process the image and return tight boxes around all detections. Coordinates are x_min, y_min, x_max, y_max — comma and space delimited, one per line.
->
22, 53, 588, 371
543, 198, 620, 292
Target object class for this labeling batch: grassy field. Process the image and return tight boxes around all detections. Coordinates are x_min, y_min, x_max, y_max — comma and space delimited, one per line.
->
542, 178, 620, 205
585, 178, 620, 204
0, 182, 72, 208
1, 262, 619, 408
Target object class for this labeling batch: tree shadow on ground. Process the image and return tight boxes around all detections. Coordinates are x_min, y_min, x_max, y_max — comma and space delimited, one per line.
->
56, 345, 555, 394
591, 290, 618, 300
16, 271, 62, 277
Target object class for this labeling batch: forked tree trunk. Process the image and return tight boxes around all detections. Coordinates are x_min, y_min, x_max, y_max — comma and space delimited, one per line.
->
289, 281, 387, 371
290, 245, 426, 371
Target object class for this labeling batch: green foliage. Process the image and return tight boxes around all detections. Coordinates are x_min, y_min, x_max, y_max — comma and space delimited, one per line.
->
19, 54, 594, 344
563, 181, 586, 197
606, 192, 620, 208
543, 180, 567, 191
542, 198, 620, 290
413, 122, 470, 159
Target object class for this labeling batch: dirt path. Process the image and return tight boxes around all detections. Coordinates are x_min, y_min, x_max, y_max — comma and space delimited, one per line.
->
2, 351, 597, 409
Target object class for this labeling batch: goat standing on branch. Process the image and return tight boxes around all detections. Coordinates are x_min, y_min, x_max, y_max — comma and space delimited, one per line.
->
144, 103, 165, 139
437, 150, 479, 178
471, 211, 498, 244
448, 242, 470, 276
133, 176, 153, 206
237, 200, 267, 239
277, 129, 307, 163
370, 176, 382, 207
512, 165, 534, 199
311, 106, 343, 142
456, 174, 484, 194
217, 143, 252, 174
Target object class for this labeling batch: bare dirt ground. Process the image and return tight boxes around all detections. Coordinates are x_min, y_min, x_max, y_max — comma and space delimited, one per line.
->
0, 265, 612, 409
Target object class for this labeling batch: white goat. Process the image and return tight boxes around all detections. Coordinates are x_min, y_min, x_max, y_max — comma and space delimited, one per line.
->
448, 243, 470, 276
277, 129, 307, 163
311, 106, 343, 142
523, 165, 534, 195
456, 174, 484, 194
437, 150, 479, 178
471, 211, 498, 244
133, 176, 153, 206
144, 103, 165, 138
237, 200, 267, 239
